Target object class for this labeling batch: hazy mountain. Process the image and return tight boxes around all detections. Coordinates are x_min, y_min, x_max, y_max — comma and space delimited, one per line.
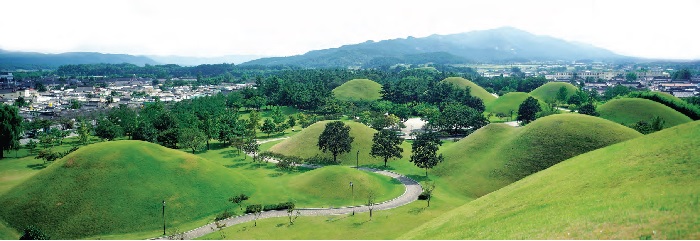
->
0, 49, 157, 70
243, 27, 632, 68
148, 55, 268, 66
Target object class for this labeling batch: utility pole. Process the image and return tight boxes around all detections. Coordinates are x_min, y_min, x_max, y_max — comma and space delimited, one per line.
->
356, 150, 359, 168
350, 182, 354, 216
162, 200, 166, 236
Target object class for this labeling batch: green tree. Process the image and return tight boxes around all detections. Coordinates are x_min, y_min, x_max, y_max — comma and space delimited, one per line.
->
95, 117, 123, 141
317, 121, 354, 163
14, 96, 29, 108
19, 225, 49, 240
77, 120, 91, 145
578, 102, 599, 116
671, 69, 691, 80
248, 204, 263, 226
410, 132, 444, 177
179, 128, 206, 154
228, 194, 250, 211
556, 86, 569, 103
108, 104, 138, 139
604, 85, 631, 100
287, 115, 297, 129
0, 104, 23, 159
370, 129, 404, 167
35, 149, 62, 164
242, 138, 260, 161
26, 140, 38, 154
625, 72, 638, 81
260, 118, 276, 137
517, 96, 541, 125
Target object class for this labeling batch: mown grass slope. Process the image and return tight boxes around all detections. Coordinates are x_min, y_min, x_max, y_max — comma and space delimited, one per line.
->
529, 82, 578, 102
402, 120, 700, 240
332, 79, 383, 101
0, 140, 253, 239
433, 114, 642, 198
288, 166, 403, 207
485, 92, 544, 114
268, 121, 382, 166
598, 98, 693, 127
442, 77, 497, 103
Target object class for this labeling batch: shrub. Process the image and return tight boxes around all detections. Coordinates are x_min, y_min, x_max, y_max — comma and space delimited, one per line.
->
214, 209, 233, 221
628, 91, 700, 120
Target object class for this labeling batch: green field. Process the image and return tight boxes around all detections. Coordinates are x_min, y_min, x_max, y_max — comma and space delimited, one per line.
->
0, 138, 404, 239
332, 79, 383, 101
433, 114, 642, 198
268, 121, 383, 166
485, 92, 544, 114
441, 77, 497, 103
598, 98, 693, 128
529, 82, 578, 102
402, 120, 700, 239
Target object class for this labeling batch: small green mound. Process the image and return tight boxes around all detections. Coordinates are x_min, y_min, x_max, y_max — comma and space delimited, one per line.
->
434, 114, 642, 198
441, 77, 497, 103
402, 120, 700, 239
269, 121, 382, 165
598, 98, 692, 128
529, 82, 578, 102
0, 140, 253, 239
485, 92, 544, 114
332, 79, 383, 101
288, 166, 403, 206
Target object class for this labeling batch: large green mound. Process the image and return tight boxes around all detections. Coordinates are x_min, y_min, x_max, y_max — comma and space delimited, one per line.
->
433, 114, 642, 198
485, 92, 544, 114
0, 140, 253, 239
529, 82, 578, 102
403, 121, 700, 239
441, 77, 497, 103
288, 166, 403, 206
269, 121, 381, 165
598, 98, 693, 128
332, 79, 383, 101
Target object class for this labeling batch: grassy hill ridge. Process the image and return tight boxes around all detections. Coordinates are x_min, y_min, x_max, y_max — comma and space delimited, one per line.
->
434, 114, 642, 198
402, 120, 700, 239
529, 82, 578, 102
332, 79, 383, 102
598, 98, 693, 128
441, 77, 497, 103
0, 140, 253, 239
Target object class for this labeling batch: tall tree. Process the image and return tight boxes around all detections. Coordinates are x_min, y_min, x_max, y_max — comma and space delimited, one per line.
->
317, 121, 354, 163
260, 118, 276, 137
556, 86, 569, 103
410, 132, 444, 177
370, 129, 404, 167
578, 102, 599, 116
179, 128, 206, 154
0, 104, 23, 159
517, 96, 541, 125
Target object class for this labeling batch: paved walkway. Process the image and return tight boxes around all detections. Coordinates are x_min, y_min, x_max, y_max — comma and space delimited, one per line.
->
152, 145, 423, 240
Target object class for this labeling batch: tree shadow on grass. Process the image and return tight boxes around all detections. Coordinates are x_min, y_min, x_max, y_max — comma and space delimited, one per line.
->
222, 150, 242, 159
208, 142, 229, 151
27, 163, 47, 170
325, 215, 349, 223
406, 174, 432, 183
224, 162, 249, 169
408, 207, 427, 215
364, 164, 397, 171
352, 219, 371, 227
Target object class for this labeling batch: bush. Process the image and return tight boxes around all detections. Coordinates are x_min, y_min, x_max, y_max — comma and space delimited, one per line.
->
214, 209, 233, 221
20, 225, 49, 240
247, 202, 295, 213
418, 191, 431, 200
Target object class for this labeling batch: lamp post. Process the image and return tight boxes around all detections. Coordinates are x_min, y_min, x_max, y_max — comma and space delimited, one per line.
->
162, 200, 166, 236
350, 181, 354, 216
356, 150, 359, 168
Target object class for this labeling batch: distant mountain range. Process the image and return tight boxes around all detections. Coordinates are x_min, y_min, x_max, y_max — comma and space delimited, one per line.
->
242, 27, 633, 68
1, 27, 638, 70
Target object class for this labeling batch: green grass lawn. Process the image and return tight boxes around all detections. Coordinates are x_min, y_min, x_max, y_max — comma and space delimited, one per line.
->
598, 98, 692, 128
268, 120, 383, 166
332, 79, 383, 102
433, 114, 642, 199
485, 92, 544, 114
441, 77, 497, 103
529, 82, 578, 102
402, 120, 700, 239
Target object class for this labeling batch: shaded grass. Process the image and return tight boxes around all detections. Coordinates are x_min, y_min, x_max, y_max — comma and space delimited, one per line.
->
442, 77, 497, 103
332, 79, 383, 102
402, 120, 700, 239
598, 98, 692, 128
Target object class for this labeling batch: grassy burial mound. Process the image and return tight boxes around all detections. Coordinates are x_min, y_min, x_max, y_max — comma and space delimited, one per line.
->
529, 81, 578, 102
598, 98, 693, 128
287, 166, 404, 207
403, 120, 700, 240
441, 77, 497, 103
0, 140, 253, 239
268, 121, 382, 166
332, 79, 383, 101
485, 92, 544, 114
433, 114, 642, 198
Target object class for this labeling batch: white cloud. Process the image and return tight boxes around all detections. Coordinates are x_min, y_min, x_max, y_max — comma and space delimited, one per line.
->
1, 0, 698, 59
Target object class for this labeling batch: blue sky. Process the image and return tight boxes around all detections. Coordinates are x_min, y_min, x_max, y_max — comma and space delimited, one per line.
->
1, 0, 698, 59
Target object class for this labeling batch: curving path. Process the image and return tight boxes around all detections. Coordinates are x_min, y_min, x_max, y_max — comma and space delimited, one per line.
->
152, 143, 422, 240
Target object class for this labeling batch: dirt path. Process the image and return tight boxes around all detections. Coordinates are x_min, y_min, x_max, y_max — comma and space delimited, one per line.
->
151, 149, 423, 240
